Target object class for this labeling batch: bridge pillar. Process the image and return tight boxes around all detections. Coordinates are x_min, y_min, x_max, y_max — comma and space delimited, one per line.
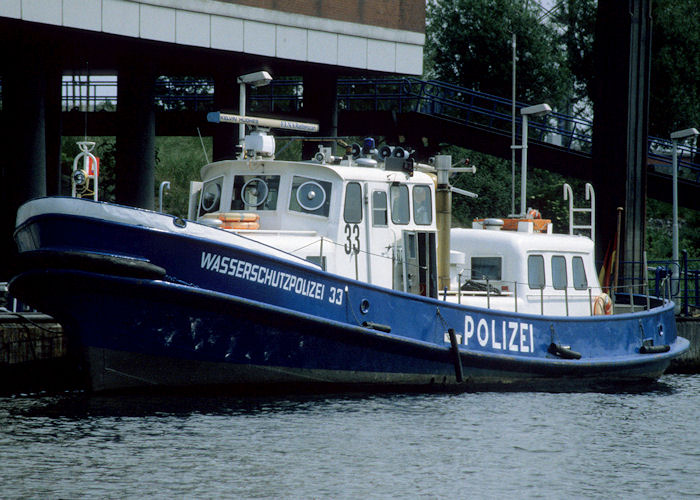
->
302, 73, 337, 159
116, 62, 156, 210
0, 47, 50, 279
592, 0, 651, 285
213, 74, 241, 161
45, 66, 63, 196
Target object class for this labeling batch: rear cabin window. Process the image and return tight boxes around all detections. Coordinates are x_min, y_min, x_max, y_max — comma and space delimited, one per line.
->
552, 255, 567, 290
231, 175, 280, 210
528, 255, 545, 289
572, 256, 588, 290
390, 184, 409, 225
344, 182, 362, 223
372, 191, 388, 226
413, 185, 432, 225
289, 176, 332, 217
471, 257, 502, 281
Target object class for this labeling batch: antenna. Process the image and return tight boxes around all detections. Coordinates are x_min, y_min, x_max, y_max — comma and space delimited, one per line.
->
196, 127, 210, 163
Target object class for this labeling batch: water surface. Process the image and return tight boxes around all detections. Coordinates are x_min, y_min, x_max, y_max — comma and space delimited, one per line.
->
2, 375, 699, 498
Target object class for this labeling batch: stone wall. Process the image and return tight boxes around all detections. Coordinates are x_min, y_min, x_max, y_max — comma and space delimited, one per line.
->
0, 314, 65, 365
669, 318, 700, 372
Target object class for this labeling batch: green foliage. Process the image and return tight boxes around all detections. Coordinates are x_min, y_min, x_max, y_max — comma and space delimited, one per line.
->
425, 0, 571, 108
444, 145, 584, 233
649, 0, 700, 136
647, 199, 700, 260
155, 76, 213, 112
551, 0, 597, 115
154, 136, 212, 217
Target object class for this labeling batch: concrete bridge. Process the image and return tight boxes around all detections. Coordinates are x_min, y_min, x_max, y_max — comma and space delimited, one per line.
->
0, 0, 686, 286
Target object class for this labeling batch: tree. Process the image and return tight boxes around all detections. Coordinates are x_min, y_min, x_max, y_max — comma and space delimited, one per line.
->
446, 145, 585, 233
649, 0, 700, 136
551, 0, 597, 117
425, 0, 572, 109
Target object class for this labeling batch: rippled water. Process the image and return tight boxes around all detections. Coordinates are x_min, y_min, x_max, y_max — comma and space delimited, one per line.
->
1, 375, 699, 499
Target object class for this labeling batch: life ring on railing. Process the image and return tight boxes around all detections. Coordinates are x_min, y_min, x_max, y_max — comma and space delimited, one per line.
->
592, 293, 613, 315
202, 212, 259, 223
202, 212, 260, 230
526, 208, 541, 219
221, 221, 260, 230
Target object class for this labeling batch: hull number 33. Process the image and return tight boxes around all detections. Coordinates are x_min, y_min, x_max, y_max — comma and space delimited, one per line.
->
344, 224, 360, 255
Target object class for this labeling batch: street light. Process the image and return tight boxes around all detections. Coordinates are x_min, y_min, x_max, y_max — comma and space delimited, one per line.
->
519, 103, 552, 216
237, 71, 273, 145
670, 127, 699, 265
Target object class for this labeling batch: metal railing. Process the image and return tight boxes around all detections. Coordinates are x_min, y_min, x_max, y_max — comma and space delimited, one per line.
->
619, 250, 700, 315
54, 75, 700, 184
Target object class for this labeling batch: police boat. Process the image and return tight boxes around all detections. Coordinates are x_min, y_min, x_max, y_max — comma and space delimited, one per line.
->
9, 113, 689, 392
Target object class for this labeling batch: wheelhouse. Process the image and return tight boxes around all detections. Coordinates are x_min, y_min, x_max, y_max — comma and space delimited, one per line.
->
189, 151, 439, 297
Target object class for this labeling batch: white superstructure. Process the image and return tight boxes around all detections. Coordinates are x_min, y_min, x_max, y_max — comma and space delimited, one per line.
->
187, 129, 605, 317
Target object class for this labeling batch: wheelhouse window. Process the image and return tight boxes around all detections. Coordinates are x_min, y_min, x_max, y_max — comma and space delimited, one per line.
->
572, 256, 588, 290
471, 257, 502, 281
289, 176, 332, 217
552, 255, 567, 290
528, 255, 545, 289
344, 182, 363, 223
390, 184, 409, 225
198, 176, 224, 217
232, 175, 280, 211
413, 185, 432, 225
372, 191, 388, 226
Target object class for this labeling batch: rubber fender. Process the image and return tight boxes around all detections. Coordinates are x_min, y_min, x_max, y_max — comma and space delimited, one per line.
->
548, 343, 582, 360
362, 321, 391, 333
16, 250, 166, 280
640, 344, 670, 354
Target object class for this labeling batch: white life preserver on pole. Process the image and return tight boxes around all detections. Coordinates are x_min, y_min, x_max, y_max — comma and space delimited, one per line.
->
593, 293, 613, 315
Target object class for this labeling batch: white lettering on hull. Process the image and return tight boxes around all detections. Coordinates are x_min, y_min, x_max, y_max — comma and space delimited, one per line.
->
461, 314, 535, 354
200, 251, 328, 303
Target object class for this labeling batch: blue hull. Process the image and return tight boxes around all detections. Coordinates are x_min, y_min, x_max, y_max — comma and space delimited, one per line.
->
10, 201, 690, 392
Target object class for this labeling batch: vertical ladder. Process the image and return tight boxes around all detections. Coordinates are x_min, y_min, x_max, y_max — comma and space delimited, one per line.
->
563, 183, 595, 241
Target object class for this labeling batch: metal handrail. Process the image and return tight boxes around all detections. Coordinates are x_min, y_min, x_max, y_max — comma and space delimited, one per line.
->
55, 75, 700, 182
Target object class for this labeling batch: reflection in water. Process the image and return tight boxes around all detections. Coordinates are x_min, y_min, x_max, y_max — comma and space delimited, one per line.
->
1, 375, 698, 498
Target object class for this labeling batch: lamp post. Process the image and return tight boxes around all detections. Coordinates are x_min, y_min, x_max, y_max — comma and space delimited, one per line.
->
670, 127, 699, 265
237, 71, 273, 145
519, 103, 552, 216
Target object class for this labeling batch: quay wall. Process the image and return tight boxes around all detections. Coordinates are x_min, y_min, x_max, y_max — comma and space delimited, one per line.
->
0, 314, 65, 364
0, 313, 79, 394
670, 318, 700, 372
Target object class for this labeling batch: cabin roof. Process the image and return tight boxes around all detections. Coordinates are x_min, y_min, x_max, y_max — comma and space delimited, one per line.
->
201, 159, 436, 185
451, 227, 594, 255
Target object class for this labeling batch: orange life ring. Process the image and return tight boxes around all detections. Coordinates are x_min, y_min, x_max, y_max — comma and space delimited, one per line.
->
592, 293, 613, 315
203, 212, 259, 223
221, 221, 260, 230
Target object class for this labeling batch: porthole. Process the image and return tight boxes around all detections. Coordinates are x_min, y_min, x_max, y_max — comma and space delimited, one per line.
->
359, 299, 370, 314
200, 181, 221, 213
241, 178, 269, 207
296, 181, 326, 211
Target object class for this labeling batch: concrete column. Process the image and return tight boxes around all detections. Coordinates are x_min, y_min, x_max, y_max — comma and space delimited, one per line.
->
45, 65, 63, 196
116, 63, 156, 209
0, 52, 49, 279
213, 74, 240, 161
302, 73, 338, 159
592, 0, 651, 284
